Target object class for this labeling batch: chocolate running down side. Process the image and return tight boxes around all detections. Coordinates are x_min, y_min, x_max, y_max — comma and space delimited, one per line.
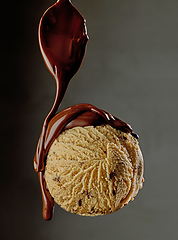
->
34, 0, 138, 221
37, 104, 138, 220
34, 0, 88, 220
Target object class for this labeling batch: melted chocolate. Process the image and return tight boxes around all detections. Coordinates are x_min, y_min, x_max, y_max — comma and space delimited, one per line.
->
34, 0, 88, 173
34, 0, 138, 221
44, 104, 137, 156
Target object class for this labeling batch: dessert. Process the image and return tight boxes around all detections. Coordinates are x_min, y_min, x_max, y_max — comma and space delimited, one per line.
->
45, 122, 143, 216
34, 0, 144, 220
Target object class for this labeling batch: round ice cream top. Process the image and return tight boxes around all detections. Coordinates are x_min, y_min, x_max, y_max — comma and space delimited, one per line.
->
45, 124, 143, 216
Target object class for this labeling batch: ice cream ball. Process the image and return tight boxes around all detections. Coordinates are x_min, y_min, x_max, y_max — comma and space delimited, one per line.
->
45, 123, 144, 216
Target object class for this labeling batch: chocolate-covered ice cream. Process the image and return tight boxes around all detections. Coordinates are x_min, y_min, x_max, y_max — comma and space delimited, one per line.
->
34, 0, 144, 220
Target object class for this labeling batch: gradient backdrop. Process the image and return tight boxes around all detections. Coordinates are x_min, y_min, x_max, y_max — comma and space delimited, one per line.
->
1, 0, 178, 239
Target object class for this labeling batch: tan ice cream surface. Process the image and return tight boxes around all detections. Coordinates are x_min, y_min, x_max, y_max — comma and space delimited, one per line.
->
45, 124, 144, 216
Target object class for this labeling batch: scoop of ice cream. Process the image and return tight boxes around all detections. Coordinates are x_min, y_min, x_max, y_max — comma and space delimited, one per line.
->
45, 124, 144, 216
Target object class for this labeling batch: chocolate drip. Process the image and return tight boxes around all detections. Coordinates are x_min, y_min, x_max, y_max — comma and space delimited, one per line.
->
37, 104, 137, 220
38, 171, 54, 221
34, 0, 138, 221
34, 0, 88, 220
34, 0, 88, 173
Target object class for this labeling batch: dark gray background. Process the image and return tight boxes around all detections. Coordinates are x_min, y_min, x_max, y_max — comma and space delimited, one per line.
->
1, 0, 178, 239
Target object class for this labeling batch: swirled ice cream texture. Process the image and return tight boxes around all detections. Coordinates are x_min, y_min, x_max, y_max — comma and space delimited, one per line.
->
45, 124, 144, 216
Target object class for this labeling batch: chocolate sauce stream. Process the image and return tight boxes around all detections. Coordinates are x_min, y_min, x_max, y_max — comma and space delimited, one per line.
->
38, 171, 54, 221
34, 0, 88, 220
34, 0, 138, 221
34, 0, 88, 173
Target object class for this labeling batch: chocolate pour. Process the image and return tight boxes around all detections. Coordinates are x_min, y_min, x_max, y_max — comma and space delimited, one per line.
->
34, 0, 88, 173
34, 0, 138, 221
34, 0, 88, 220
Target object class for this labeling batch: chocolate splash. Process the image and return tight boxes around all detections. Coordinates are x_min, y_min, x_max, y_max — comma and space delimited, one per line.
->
34, 0, 88, 174
34, 0, 138, 221
34, 0, 88, 220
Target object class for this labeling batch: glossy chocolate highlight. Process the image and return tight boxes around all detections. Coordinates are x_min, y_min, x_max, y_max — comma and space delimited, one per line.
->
34, 0, 138, 220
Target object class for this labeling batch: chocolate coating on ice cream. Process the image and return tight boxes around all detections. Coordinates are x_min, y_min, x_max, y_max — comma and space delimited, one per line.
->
34, 0, 142, 221
36, 103, 138, 220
